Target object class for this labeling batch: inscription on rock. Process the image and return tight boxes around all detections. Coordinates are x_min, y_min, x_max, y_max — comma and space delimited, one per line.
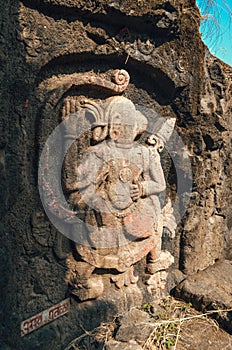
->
21, 298, 70, 336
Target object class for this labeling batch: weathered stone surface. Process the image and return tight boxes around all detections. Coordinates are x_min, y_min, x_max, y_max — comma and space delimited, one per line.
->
105, 340, 143, 350
179, 51, 232, 274
115, 309, 153, 343
117, 308, 150, 325
65, 300, 232, 350
177, 317, 232, 350
174, 260, 232, 332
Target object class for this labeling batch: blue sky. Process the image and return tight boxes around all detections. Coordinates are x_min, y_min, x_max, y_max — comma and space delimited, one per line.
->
196, 0, 232, 66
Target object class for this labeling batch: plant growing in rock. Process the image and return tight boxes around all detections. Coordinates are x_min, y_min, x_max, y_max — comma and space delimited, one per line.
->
64, 297, 232, 349
141, 297, 231, 350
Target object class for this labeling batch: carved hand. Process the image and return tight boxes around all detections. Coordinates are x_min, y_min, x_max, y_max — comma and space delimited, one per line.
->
130, 183, 142, 201
62, 96, 79, 138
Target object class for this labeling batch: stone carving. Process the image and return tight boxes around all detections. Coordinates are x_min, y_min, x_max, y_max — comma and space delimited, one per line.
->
31, 211, 53, 247
136, 38, 155, 56
39, 68, 176, 300
39, 69, 130, 221
60, 89, 176, 300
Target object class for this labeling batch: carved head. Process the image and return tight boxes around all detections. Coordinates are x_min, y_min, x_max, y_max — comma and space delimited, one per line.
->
105, 96, 148, 143
82, 96, 147, 144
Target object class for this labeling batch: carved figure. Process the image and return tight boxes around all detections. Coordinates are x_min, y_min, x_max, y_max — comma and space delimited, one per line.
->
63, 95, 175, 300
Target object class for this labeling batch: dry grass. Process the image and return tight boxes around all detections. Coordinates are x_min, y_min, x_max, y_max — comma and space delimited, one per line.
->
65, 297, 232, 350
140, 297, 228, 349
65, 321, 116, 350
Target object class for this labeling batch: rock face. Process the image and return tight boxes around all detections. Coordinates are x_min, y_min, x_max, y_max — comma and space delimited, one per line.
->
105, 340, 143, 350
68, 302, 232, 350
0, 0, 231, 349
174, 259, 232, 333
115, 309, 153, 343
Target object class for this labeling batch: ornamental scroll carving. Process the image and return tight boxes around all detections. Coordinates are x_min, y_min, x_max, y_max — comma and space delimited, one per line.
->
40, 69, 176, 301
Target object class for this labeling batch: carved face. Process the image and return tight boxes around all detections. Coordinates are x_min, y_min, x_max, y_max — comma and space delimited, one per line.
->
109, 114, 137, 143
106, 97, 146, 143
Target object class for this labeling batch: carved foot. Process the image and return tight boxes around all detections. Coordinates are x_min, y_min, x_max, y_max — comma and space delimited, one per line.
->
146, 251, 174, 297
146, 270, 168, 297
111, 267, 139, 289
71, 276, 104, 301
66, 255, 95, 280
146, 250, 174, 275
66, 256, 104, 301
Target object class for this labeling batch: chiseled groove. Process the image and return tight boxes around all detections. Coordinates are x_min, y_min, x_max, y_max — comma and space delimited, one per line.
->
20, 0, 178, 38
36, 52, 176, 106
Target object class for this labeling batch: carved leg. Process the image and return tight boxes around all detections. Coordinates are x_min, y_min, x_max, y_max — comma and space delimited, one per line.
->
146, 270, 169, 298
146, 251, 174, 297
111, 266, 139, 289
71, 275, 104, 301
66, 255, 104, 301
146, 225, 163, 274
146, 250, 174, 275
146, 199, 177, 296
